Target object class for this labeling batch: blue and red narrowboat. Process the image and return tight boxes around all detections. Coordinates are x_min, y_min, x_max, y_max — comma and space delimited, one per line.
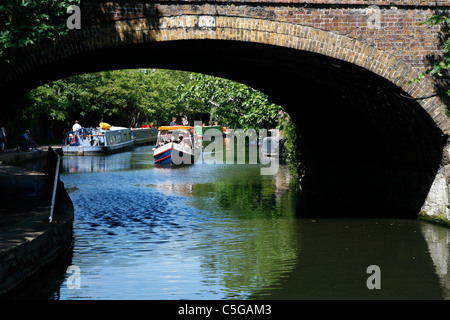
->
153, 126, 201, 165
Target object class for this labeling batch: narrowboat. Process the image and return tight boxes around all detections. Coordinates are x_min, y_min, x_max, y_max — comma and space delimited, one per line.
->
194, 125, 223, 140
62, 124, 134, 155
153, 126, 201, 164
131, 127, 158, 145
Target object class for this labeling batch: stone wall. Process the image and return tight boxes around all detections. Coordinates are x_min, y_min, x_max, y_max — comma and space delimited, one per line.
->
420, 138, 450, 224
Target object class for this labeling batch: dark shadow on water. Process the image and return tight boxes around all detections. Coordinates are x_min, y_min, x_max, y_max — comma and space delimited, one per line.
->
252, 218, 444, 300
297, 190, 418, 219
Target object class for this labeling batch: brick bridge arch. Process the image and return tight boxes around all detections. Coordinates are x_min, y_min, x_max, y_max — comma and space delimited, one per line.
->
1, 3, 449, 218
2, 10, 449, 130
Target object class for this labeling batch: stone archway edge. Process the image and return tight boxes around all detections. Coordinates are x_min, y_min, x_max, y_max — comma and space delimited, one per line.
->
5, 15, 449, 134
111, 15, 450, 133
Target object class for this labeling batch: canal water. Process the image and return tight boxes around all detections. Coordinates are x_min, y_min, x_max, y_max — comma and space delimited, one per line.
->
12, 144, 450, 299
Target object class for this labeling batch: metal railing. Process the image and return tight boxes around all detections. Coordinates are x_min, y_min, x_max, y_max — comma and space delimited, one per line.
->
46, 146, 62, 223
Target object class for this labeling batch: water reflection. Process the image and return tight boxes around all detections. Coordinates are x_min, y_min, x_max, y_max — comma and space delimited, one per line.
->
420, 222, 450, 299
62, 146, 156, 173
185, 165, 299, 298
63, 153, 132, 173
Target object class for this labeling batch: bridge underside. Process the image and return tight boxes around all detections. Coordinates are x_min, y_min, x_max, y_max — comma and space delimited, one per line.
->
5, 39, 447, 218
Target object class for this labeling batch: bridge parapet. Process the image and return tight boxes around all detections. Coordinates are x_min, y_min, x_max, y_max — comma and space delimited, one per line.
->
127, 0, 449, 6
80, 0, 445, 71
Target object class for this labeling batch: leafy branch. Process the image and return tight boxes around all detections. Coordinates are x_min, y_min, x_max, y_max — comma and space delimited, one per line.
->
0, 0, 79, 63
177, 73, 283, 130
412, 14, 450, 97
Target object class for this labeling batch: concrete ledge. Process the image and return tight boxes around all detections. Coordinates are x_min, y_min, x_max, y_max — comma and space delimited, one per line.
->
0, 157, 74, 296
0, 149, 49, 166
418, 211, 450, 228
0, 209, 73, 296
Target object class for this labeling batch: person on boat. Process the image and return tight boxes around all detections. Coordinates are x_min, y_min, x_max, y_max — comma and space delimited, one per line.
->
72, 120, 82, 132
182, 115, 189, 126
70, 131, 81, 146
170, 117, 177, 126
177, 134, 190, 147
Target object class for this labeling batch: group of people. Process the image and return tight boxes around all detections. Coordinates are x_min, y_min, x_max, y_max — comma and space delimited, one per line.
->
0, 124, 37, 152
170, 113, 189, 126
0, 120, 82, 153
154, 114, 190, 150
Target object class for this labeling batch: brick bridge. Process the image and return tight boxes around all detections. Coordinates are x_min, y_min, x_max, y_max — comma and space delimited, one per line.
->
1, 0, 450, 220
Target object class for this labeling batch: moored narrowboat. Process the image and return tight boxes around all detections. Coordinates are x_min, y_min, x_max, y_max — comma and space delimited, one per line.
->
131, 127, 158, 145
62, 125, 134, 156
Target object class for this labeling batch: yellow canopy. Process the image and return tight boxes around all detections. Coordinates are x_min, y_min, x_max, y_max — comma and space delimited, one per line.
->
158, 126, 191, 131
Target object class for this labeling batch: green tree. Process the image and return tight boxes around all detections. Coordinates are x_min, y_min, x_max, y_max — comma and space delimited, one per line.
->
279, 113, 303, 186
0, 0, 79, 62
177, 73, 283, 130
142, 69, 193, 125
24, 69, 193, 131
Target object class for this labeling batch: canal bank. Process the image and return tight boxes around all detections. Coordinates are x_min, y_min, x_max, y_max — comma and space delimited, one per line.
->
0, 147, 74, 296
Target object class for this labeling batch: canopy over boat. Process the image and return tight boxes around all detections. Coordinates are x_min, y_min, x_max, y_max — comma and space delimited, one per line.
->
158, 126, 191, 131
